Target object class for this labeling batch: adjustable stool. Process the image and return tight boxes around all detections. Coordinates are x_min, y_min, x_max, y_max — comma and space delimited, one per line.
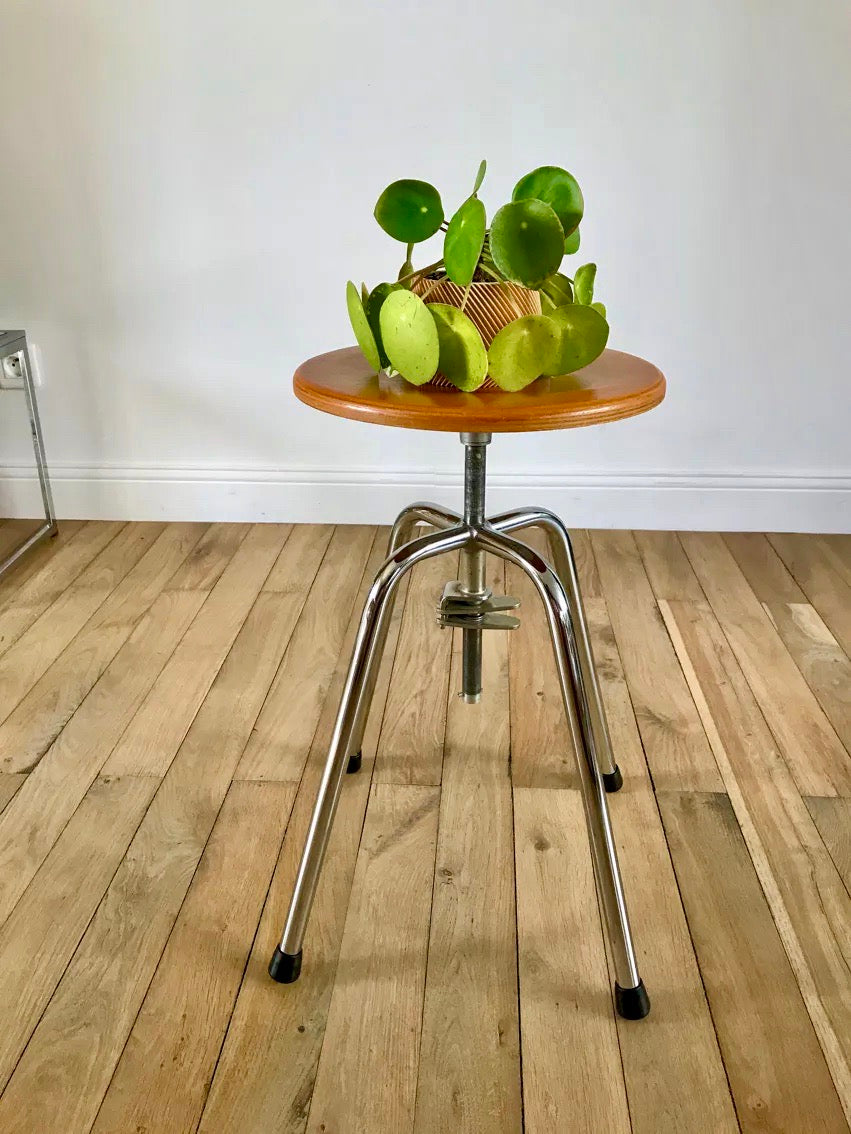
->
269, 345, 665, 1020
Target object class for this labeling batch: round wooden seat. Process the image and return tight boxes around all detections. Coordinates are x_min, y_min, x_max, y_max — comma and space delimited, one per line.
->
294, 346, 665, 433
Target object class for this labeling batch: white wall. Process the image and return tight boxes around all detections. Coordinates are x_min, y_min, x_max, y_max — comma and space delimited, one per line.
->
1, 0, 849, 530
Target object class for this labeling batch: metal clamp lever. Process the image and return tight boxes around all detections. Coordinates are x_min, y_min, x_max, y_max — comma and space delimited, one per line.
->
436, 580, 520, 631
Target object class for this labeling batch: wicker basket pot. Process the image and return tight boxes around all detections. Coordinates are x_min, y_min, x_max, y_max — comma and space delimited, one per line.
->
411, 277, 541, 389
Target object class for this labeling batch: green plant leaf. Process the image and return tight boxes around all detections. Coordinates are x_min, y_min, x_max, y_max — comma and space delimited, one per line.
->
426, 303, 488, 391
473, 159, 487, 195
443, 197, 486, 287
487, 315, 560, 391
374, 179, 444, 243
365, 281, 401, 367
563, 228, 581, 255
512, 165, 584, 237
591, 301, 607, 320
539, 272, 573, 314
489, 200, 565, 289
346, 281, 381, 371
574, 262, 596, 305
379, 289, 439, 385
545, 303, 609, 374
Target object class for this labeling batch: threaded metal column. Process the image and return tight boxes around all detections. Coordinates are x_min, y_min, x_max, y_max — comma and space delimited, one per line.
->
459, 432, 490, 702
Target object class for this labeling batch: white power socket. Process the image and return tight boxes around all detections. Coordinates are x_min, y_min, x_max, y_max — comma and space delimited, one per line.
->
0, 351, 25, 390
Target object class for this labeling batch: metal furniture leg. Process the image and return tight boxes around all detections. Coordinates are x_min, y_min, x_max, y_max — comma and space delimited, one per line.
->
344, 501, 462, 774
490, 506, 622, 790
477, 523, 649, 1018
269, 523, 471, 983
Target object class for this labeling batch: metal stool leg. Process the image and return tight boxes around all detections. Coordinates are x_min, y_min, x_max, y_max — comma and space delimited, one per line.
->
269, 523, 470, 982
490, 506, 622, 791
478, 524, 649, 1018
345, 502, 462, 774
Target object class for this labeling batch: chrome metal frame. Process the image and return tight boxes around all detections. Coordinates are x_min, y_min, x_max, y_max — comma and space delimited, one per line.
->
0, 331, 57, 579
269, 433, 649, 1017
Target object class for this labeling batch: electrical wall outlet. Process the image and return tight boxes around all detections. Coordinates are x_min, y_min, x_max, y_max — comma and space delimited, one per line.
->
0, 350, 25, 390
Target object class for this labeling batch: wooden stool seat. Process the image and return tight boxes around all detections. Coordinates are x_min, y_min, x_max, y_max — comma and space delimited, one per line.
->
294, 346, 666, 433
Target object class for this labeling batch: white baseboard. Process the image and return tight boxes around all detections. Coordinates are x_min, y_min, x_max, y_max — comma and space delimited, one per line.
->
0, 462, 849, 532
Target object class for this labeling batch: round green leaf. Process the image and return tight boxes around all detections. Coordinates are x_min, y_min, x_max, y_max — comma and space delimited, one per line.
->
472, 159, 487, 195
539, 272, 573, 314
346, 280, 381, 371
545, 304, 609, 375
489, 199, 565, 289
512, 165, 584, 236
379, 289, 439, 385
443, 197, 486, 287
563, 228, 581, 255
591, 301, 607, 320
574, 262, 597, 305
487, 315, 560, 391
365, 282, 401, 367
426, 303, 488, 391
374, 179, 444, 243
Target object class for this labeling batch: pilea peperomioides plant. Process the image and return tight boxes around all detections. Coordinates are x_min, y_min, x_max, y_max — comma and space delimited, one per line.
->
346, 161, 611, 393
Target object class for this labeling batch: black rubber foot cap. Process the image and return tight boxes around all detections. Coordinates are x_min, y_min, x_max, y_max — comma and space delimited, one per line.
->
346, 751, 362, 774
269, 947, 302, 984
615, 979, 650, 1019
603, 764, 624, 793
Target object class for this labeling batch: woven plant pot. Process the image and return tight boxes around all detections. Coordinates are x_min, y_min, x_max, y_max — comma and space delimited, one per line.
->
411, 277, 541, 389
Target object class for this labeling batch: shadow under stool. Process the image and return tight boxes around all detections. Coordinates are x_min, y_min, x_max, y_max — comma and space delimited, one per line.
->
268, 345, 666, 1020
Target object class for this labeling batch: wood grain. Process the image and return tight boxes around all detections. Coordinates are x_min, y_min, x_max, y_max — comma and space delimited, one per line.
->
723, 532, 806, 603
0, 773, 24, 814
634, 529, 705, 600
236, 525, 375, 781
306, 783, 440, 1134
586, 599, 739, 1133
414, 562, 523, 1134
662, 599, 851, 1120
806, 797, 851, 891
768, 533, 851, 657
659, 790, 847, 1132
294, 346, 665, 433
91, 779, 294, 1134
680, 532, 851, 797
0, 519, 84, 597
514, 786, 630, 1134
0, 522, 205, 772
374, 549, 454, 786
591, 530, 724, 792
197, 531, 407, 1134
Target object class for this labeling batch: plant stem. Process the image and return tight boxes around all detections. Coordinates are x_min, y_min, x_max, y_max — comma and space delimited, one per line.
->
395, 258, 445, 285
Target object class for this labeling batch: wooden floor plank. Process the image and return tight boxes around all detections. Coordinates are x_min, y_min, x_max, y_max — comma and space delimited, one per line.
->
591, 530, 724, 792
0, 773, 24, 814
0, 587, 206, 924
414, 561, 523, 1134
514, 786, 630, 1134
661, 599, 851, 1120
0, 521, 126, 655
235, 525, 375, 781
634, 529, 706, 600
197, 530, 407, 1134
163, 521, 251, 590
723, 532, 806, 603
764, 602, 851, 756
508, 529, 574, 789
0, 519, 85, 599
101, 523, 290, 777
0, 774, 159, 1092
569, 528, 602, 597
679, 532, 851, 796
0, 522, 165, 723
306, 783, 440, 1134
0, 522, 206, 772
90, 779, 295, 1134
374, 549, 454, 786
806, 797, 851, 892
768, 533, 851, 657
659, 790, 847, 1133
586, 599, 739, 1133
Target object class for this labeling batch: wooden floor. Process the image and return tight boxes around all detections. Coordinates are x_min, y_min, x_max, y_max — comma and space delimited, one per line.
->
0, 518, 849, 1133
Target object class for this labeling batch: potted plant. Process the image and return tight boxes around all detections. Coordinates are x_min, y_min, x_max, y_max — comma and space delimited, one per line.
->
345, 161, 610, 393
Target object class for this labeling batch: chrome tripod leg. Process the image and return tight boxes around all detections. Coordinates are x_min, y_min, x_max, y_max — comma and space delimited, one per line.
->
269, 523, 471, 983
343, 502, 463, 775
489, 507, 621, 790
477, 524, 649, 1018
